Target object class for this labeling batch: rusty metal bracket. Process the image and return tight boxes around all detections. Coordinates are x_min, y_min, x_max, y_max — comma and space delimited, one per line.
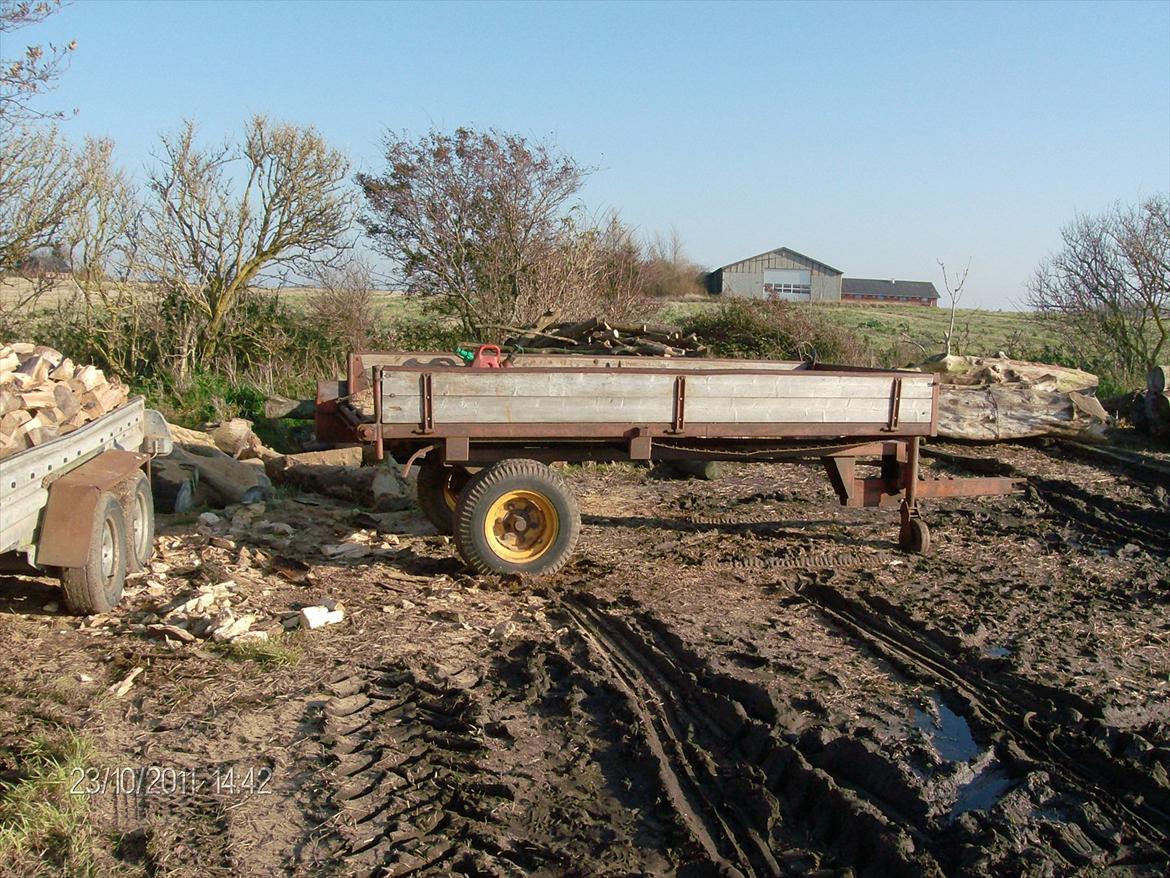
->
36, 450, 148, 569
629, 427, 652, 460
883, 377, 903, 432
401, 444, 437, 479
444, 436, 470, 463
670, 375, 687, 433
373, 367, 384, 462
419, 373, 434, 434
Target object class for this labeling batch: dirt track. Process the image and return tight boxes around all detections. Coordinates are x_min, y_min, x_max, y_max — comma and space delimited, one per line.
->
1, 439, 1168, 876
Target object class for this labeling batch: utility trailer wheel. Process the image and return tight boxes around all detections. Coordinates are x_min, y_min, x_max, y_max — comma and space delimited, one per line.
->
416, 460, 472, 535
59, 492, 128, 614
899, 517, 931, 554
454, 459, 581, 576
122, 470, 155, 572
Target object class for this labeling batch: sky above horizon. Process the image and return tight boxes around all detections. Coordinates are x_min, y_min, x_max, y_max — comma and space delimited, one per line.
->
12, 0, 1170, 308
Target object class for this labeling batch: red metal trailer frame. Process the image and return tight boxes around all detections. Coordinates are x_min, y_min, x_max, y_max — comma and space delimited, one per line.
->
315, 353, 1021, 553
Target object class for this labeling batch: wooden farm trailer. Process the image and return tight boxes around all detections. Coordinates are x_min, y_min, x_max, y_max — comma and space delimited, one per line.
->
315, 352, 1020, 575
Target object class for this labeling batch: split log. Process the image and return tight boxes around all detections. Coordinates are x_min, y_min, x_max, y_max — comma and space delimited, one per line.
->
210, 418, 259, 459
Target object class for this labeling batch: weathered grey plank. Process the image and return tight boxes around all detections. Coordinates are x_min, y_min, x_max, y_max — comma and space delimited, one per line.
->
381, 371, 934, 402
380, 394, 931, 425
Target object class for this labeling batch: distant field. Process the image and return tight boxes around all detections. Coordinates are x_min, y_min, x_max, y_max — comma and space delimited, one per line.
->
3, 277, 1061, 365
657, 300, 1060, 364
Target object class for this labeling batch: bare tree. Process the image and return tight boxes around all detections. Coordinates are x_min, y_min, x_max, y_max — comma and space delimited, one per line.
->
1027, 195, 1168, 384
144, 116, 354, 366
1, 0, 76, 124
309, 259, 378, 351
0, 125, 81, 271
937, 258, 970, 357
358, 128, 595, 334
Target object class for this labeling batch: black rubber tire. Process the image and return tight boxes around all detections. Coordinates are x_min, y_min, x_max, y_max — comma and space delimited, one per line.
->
453, 459, 580, 576
120, 470, 155, 572
60, 492, 128, 614
416, 460, 472, 535
899, 518, 931, 554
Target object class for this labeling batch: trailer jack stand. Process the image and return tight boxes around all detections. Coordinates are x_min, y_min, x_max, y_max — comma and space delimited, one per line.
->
898, 500, 931, 554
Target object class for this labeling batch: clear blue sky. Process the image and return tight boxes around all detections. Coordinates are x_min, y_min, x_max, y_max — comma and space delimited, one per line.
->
13, 0, 1170, 308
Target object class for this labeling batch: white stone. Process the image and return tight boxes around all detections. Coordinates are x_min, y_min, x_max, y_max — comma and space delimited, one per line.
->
299, 605, 345, 629
211, 613, 256, 642
198, 512, 221, 526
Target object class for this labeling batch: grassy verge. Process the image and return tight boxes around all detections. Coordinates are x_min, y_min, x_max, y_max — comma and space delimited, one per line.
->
0, 730, 106, 877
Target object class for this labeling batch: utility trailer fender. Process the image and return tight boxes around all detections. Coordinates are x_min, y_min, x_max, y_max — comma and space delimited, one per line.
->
0, 397, 172, 613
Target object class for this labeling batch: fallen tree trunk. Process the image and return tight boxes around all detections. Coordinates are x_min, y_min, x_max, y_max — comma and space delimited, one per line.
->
168, 445, 273, 504
151, 459, 197, 513
937, 386, 1108, 441
264, 396, 317, 420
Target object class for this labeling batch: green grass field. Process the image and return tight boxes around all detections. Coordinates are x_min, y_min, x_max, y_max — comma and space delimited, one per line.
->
657, 300, 1059, 365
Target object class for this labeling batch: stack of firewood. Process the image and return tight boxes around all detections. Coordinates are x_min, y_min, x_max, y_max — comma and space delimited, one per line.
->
0, 342, 130, 459
503, 316, 708, 357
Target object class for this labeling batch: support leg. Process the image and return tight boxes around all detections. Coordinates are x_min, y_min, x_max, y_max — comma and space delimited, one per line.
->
898, 437, 931, 553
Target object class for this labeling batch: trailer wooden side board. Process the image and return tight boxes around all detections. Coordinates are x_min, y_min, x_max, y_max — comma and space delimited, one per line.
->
314, 351, 1018, 575
377, 367, 935, 433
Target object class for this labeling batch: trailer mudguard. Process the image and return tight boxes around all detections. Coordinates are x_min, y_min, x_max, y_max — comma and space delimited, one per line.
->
35, 450, 149, 569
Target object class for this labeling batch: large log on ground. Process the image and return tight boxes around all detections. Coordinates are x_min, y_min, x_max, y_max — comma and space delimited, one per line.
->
264, 396, 317, 420
151, 459, 198, 513
168, 445, 273, 504
937, 386, 1108, 441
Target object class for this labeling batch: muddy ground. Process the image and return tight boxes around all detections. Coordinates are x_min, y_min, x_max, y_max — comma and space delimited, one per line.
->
1, 438, 1168, 877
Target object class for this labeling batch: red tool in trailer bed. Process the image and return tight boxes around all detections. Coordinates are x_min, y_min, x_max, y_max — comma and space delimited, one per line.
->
314, 350, 1021, 576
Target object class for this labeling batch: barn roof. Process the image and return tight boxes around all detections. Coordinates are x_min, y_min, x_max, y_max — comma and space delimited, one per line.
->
842, 278, 940, 300
718, 247, 843, 276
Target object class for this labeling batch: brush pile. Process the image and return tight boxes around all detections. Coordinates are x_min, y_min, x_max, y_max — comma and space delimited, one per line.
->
0, 342, 130, 459
503, 315, 708, 357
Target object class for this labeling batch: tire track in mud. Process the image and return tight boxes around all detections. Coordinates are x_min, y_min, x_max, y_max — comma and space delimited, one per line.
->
320, 665, 524, 878
1029, 478, 1170, 555
560, 591, 938, 878
797, 583, 1170, 860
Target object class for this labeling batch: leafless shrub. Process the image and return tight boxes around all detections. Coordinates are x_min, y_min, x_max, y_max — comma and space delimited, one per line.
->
309, 260, 378, 350
144, 115, 354, 367
359, 128, 649, 335
1027, 195, 1169, 386
1, 0, 76, 124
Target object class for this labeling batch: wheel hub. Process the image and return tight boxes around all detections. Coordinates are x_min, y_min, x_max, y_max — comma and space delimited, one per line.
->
484, 490, 558, 562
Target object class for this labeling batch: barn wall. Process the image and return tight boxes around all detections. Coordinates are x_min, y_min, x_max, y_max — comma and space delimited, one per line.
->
718, 250, 842, 302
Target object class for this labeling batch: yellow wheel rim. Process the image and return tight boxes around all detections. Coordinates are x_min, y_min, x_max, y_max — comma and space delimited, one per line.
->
442, 474, 460, 511
483, 490, 559, 563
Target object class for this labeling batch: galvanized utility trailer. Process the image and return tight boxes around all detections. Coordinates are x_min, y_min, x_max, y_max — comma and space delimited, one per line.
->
0, 398, 173, 613
316, 352, 1019, 575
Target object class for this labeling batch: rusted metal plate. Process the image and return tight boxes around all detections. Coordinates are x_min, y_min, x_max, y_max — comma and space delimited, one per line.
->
915, 476, 1023, 498
36, 450, 148, 568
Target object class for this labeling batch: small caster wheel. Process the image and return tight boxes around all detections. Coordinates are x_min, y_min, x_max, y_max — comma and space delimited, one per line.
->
899, 518, 931, 554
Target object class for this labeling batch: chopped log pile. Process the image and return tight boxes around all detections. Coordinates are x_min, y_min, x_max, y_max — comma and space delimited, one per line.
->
503, 314, 708, 357
0, 342, 130, 460
154, 417, 408, 514
916, 354, 1109, 442
1134, 365, 1170, 440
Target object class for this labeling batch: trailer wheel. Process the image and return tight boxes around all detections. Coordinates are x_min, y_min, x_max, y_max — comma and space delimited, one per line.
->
454, 459, 580, 576
417, 460, 472, 535
60, 492, 128, 614
899, 517, 931, 554
123, 470, 155, 572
